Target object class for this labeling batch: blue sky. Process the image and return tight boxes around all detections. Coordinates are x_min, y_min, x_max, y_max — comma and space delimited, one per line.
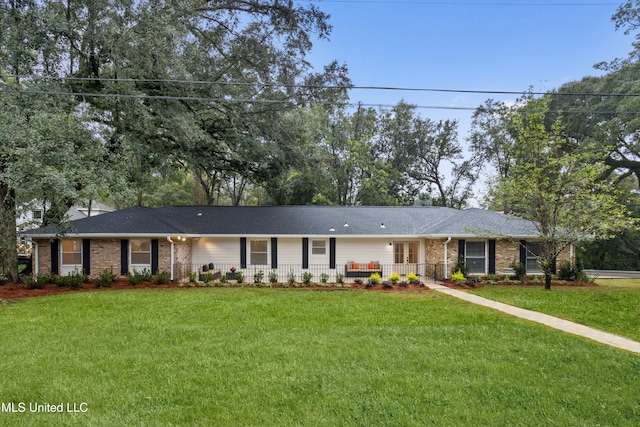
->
307, 0, 632, 131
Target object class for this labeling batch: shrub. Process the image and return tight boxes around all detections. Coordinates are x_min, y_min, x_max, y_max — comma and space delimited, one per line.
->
94, 269, 116, 288
452, 257, 468, 277
320, 273, 329, 284
58, 271, 88, 289
302, 271, 313, 285
510, 262, 526, 281
154, 270, 171, 285
24, 273, 57, 289
128, 269, 152, 286
451, 270, 466, 284
406, 272, 419, 283
269, 270, 278, 284
369, 272, 381, 285
187, 271, 197, 283
557, 261, 583, 282
235, 272, 244, 284
336, 273, 344, 284
201, 271, 216, 282
253, 270, 264, 284
388, 272, 401, 284
287, 270, 296, 286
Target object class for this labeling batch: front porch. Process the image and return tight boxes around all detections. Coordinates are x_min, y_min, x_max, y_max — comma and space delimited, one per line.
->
172, 262, 446, 284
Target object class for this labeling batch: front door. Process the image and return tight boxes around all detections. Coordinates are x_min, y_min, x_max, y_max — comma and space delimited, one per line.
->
393, 241, 419, 276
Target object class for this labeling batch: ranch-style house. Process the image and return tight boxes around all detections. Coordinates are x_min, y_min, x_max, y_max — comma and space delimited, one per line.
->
24, 205, 574, 282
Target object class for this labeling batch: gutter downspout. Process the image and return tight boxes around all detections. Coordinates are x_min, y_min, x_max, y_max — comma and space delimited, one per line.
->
443, 237, 452, 280
569, 243, 574, 265
34, 241, 39, 275
166, 236, 174, 281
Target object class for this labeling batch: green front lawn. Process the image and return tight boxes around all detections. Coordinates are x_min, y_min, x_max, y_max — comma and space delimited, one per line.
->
470, 282, 640, 342
1, 289, 638, 426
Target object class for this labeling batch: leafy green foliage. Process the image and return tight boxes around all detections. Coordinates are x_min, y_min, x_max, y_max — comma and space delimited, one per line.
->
94, 269, 117, 288
57, 271, 88, 290
451, 270, 466, 283
24, 272, 58, 289
492, 96, 635, 289
154, 271, 171, 285
127, 269, 152, 286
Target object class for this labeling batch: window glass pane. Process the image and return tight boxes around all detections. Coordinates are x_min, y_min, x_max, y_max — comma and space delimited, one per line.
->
131, 239, 150, 252
130, 239, 151, 265
526, 243, 542, 273
466, 258, 485, 274
61, 239, 82, 265
394, 243, 403, 264
131, 253, 151, 265
466, 242, 485, 257
466, 242, 485, 274
62, 253, 82, 265
251, 240, 267, 252
311, 240, 326, 255
250, 240, 268, 265
408, 242, 419, 263
62, 239, 81, 252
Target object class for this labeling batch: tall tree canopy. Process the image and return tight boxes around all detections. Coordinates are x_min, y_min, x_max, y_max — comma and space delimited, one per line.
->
493, 97, 634, 289
0, 0, 350, 279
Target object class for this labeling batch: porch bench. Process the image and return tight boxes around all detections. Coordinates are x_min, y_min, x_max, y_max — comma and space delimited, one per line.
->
199, 263, 221, 281
344, 261, 382, 278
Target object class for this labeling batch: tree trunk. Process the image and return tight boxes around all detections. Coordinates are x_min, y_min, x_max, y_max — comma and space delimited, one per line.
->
0, 182, 18, 282
544, 272, 552, 290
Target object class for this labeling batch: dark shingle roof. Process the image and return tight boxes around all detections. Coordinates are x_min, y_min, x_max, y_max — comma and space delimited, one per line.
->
25, 206, 539, 238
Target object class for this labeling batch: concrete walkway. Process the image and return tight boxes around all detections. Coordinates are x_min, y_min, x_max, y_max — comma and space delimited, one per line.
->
430, 284, 640, 354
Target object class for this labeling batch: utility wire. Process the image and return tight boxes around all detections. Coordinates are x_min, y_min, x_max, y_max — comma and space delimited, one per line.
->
3, 87, 640, 114
309, 1, 617, 5
3, 74, 640, 98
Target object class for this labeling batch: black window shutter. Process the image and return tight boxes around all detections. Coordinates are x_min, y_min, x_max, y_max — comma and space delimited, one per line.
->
520, 240, 527, 269
488, 240, 496, 274
329, 238, 336, 269
271, 238, 278, 269
50, 240, 59, 275
458, 239, 465, 260
82, 239, 91, 276
151, 239, 159, 275
302, 238, 309, 269
240, 237, 247, 268
121, 240, 129, 275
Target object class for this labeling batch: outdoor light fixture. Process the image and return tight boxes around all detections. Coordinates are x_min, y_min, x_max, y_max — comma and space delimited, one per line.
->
380, 223, 386, 228
344, 222, 349, 227
329, 227, 335, 232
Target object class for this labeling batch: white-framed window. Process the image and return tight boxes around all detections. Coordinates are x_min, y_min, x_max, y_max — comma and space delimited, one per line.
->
250, 240, 268, 265
130, 239, 151, 266
526, 242, 542, 274
61, 239, 82, 266
311, 240, 327, 255
465, 241, 486, 275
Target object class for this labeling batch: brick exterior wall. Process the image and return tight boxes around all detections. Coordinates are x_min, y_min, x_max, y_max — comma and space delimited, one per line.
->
32, 236, 574, 281
33, 237, 192, 280
87, 239, 121, 276
425, 238, 575, 277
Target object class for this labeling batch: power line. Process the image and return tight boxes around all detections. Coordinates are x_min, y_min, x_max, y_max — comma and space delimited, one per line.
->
4, 74, 640, 98
308, 0, 618, 5
3, 87, 640, 114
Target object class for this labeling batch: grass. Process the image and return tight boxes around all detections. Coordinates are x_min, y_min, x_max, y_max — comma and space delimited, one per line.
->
470, 280, 640, 342
0, 288, 639, 426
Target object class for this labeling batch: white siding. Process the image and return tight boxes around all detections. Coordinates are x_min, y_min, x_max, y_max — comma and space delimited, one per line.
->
192, 237, 240, 265
277, 238, 303, 265
335, 238, 395, 266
